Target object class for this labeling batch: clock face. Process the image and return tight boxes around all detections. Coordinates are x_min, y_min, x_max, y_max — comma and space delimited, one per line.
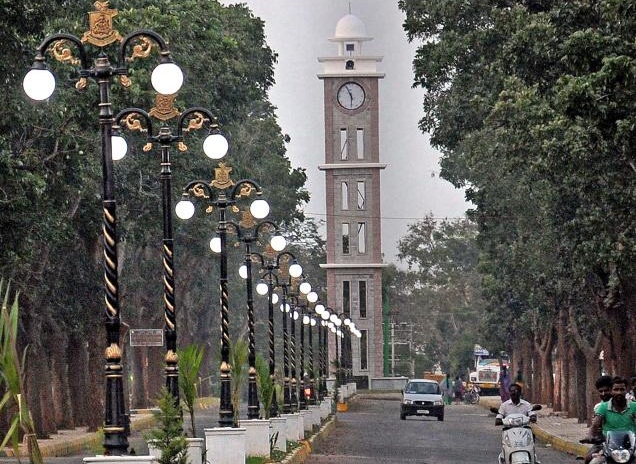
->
337, 82, 365, 110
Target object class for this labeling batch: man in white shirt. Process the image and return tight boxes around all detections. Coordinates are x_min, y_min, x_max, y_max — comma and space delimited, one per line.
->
495, 383, 537, 425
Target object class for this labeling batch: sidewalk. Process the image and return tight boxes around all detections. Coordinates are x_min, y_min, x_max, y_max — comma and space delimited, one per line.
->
480, 396, 591, 458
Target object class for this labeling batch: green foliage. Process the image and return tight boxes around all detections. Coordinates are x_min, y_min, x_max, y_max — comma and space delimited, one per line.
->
398, 0, 636, 366
229, 337, 248, 427
395, 216, 486, 372
2, 0, 312, 436
254, 353, 274, 419
0, 280, 42, 464
178, 344, 204, 436
144, 388, 188, 464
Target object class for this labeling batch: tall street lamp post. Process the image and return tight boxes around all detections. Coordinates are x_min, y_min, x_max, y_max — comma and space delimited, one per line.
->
235, 222, 286, 419
287, 278, 312, 412
111, 99, 228, 402
255, 252, 302, 416
300, 291, 318, 406
255, 264, 280, 417
23, 4, 183, 454
175, 164, 270, 427
314, 304, 331, 400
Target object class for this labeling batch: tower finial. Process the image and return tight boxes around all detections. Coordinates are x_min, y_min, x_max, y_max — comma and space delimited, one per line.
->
348, 2, 352, 14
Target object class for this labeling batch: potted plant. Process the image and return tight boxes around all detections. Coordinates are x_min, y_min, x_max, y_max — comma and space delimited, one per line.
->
0, 280, 43, 464
144, 388, 188, 464
178, 344, 205, 437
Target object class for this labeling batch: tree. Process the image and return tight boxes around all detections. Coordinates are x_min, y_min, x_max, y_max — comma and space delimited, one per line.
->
395, 215, 486, 373
399, 0, 636, 408
1, 0, 312, 437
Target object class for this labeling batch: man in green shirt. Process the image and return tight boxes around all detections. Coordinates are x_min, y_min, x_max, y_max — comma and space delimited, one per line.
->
587, 376, 636, 464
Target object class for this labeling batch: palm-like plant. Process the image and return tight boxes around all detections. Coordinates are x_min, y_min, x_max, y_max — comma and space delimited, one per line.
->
178, 344, 205, 436
229, 338, 248, 427
255, 353, 274, 419
0, 280, 43, 464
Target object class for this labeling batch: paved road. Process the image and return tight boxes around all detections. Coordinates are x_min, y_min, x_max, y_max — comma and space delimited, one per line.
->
308, 397, 574, 464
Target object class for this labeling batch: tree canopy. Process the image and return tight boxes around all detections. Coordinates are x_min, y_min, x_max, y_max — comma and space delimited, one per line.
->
0, 0, 317, 436
399, 0, 636, 412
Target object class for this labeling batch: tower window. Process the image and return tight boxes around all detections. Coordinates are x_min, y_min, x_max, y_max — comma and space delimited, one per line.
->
341, 181, 349, 210
343, 280, 351, 314
342, 223, 350, 254
356, 128, 364, 159
357, 222, 366, 254
359, 280, 367, 318
345, 60, 355, 70
346, 43, 355, 53
357, 181, 365, 210
360, 330, 368, 370
340, 128, 348, 160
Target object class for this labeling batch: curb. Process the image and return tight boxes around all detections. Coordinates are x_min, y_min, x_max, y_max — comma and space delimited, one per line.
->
479, 396, 589, 458
2, 413, 157, 458
282, 415, 337, 464
531, 424, 589, 458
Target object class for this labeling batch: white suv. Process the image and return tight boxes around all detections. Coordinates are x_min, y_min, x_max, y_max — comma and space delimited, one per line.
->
400, 379, 444, 421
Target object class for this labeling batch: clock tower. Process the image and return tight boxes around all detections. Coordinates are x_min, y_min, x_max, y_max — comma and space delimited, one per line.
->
318, 13, 386, 386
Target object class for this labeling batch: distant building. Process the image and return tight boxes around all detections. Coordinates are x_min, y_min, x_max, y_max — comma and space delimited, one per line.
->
318, 12, 387, 386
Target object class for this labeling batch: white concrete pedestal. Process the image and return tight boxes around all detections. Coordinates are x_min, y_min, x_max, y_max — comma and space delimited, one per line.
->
308, 404, 321, 428
300, 409, 313, 432
269, 416, 287, 453
148, 438, 203, 464
185, 438, 204, 464
320, 397, 333, 418
281, 413, 300, 441
243, 419, 270, 457
84, 457, 156, 464
204, 427, 246, 464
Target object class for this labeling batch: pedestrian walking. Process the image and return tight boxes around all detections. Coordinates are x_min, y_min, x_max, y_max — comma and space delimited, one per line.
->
453, 376, 464, 404
499, 366, 511, 403
440, 373, 452, 405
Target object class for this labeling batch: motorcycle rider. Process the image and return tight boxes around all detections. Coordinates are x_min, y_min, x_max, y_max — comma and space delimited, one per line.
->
495, 383, 537, 425
583, 375, 614, 464
587, 376, 636, 464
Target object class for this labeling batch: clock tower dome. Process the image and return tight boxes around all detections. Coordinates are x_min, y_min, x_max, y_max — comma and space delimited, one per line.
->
318, 13, 386, 386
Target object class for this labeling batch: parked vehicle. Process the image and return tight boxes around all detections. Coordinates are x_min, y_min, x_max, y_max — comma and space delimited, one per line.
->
491, 405, 541, 464
469, 345, 510, 395
464, 384, 480, 404
400, 379, 444, 421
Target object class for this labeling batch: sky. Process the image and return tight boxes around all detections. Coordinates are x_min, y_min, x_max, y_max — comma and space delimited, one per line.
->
221, 0, 469, 264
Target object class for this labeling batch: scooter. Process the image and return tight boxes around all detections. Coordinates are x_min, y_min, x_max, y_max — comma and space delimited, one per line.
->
579, 430, 636, 463
490, 404, 542, 464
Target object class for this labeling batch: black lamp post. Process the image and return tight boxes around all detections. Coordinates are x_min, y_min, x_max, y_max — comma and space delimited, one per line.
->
314, 304, 332, 399
234, 221, 286, 419
175, 164, 271, 427
255, 253, 303, 415
287, 278, 312, 412
112, 100, 228, 403
299, 291, 318, 406
23, 4, 183, 454
255, 263, 282, 417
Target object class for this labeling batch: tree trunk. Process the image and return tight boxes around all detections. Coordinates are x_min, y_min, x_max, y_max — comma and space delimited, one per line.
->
67, 332, 89, 426
565, 341, 579, 418
50, 328, 74, 429
534, 320, 554, 405
568, 305, 602, 424
553, 307, 568, 411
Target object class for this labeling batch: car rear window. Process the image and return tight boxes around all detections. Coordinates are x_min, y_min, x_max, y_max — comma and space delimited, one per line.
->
405, 382, 440, 394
